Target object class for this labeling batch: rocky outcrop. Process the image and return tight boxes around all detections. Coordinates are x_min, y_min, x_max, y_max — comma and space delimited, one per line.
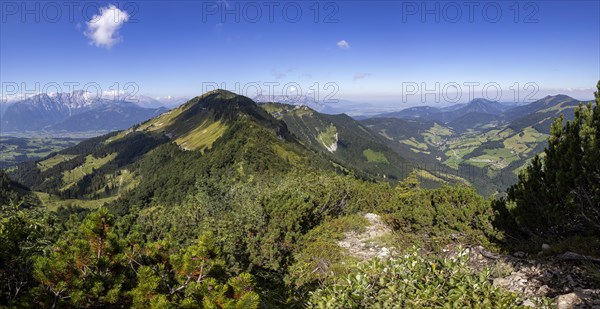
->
468, 247, 600, 308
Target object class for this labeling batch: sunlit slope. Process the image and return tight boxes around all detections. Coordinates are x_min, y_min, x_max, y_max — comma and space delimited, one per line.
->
8, 90, 340, 210
360, 95, 591, 195
261, 103, 409, 180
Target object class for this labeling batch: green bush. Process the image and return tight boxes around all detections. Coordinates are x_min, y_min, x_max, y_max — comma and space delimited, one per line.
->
501, 81, 600, 240
307, 247, 524, 308
287, 214, 368, 290
383, 183, 499, 250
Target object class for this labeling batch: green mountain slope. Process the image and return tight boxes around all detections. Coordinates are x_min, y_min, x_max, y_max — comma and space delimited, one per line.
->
0, 169, 39, 207
506, 95, 588, 134
261, 103, 409, 180
5, 90, 417, 305
7, 90, 353, 209
361, 95, 592, 195
4, 88, 597, 308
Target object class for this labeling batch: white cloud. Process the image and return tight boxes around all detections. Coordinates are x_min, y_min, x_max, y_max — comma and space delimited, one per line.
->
85, 4, 129, 49
337, 40, 350, 49
353, 72, 371, 81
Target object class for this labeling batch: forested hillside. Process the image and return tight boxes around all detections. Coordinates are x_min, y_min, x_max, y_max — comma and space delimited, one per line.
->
261, 103, 409, 180
362, 95, 594, 195
1, 85, 599, 308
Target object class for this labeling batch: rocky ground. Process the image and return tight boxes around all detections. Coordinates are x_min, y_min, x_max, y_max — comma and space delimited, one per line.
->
337, 213, 600, 308
337, 213, 394, 260
470, 246, 600, 308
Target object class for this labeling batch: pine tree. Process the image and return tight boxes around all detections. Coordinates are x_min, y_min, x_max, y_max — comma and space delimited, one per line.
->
32, 208, 128, 307
506, 81, 600, 237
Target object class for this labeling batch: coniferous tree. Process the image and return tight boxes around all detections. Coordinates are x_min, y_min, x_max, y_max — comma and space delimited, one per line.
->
506, 81, 600, 237
32, 208, 128, 307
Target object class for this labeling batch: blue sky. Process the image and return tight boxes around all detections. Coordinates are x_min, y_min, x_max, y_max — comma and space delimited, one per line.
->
1, 0, 599, 105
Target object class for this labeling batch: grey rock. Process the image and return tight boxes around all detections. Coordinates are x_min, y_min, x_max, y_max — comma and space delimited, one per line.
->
557, 292, 581, 309
522, 300, 536, 307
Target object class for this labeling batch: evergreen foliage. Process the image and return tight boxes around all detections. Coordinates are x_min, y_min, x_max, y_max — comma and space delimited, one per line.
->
503, 81, 600, 238
306, 248, 540, 308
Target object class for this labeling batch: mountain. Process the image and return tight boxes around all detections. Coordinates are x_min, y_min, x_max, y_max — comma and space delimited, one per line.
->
9, 90, 365, 201
6, 93, 589, 196
1, 92, 85, 131
252, 94, 380, 116
128, 90, 294, 152
254, 94, 328, 112
439, 103, 467, 112
435, 98, 506, 124
1, 91, 166, 133
504, 95, 584, 133
504, 95, 575, 121
369, 96, 590, 135
0, 102, 12, 117
47, 103, 167, 132
261, 103, 409, 180
461, 98, 507, 113
379, 105, 442, 120
9, 90, 417, 206
360, 95, 593, 195
372, 98, 511, 127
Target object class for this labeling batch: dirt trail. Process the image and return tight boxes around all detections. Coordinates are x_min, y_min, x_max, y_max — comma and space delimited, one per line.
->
337, 213, 393, 260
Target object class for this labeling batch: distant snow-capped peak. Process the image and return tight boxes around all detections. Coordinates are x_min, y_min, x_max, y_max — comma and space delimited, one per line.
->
4, 91, 188, 109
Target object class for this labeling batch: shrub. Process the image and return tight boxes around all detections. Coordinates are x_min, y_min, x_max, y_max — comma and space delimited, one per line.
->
503, 81, 600, 239
383, 184, 499, 250
307, 247, 525, 308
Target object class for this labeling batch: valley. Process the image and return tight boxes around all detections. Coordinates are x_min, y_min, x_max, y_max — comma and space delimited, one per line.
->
0, 136, 84, 168
0, 92, 185, 169
361, 95, 590, 195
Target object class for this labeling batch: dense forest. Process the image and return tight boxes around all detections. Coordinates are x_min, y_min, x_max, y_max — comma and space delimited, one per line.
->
1, 83, 599, 308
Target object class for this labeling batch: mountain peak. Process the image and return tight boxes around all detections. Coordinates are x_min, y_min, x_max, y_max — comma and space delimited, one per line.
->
199, 89, 239, 100
534, 94, 578, 107
183, 90, 257, 114
130, 89, 287, 151
542, 94, 574, 102
469, 98, 496, 104
463, 98, 503, 114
